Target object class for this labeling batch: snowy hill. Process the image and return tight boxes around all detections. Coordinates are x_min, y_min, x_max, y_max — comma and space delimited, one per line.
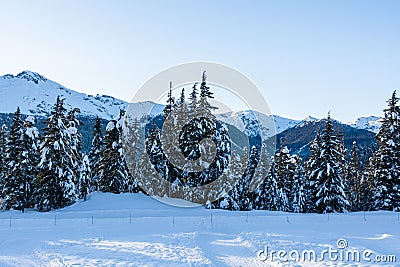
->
0, 192, 398, 266
348, 116, 381, 133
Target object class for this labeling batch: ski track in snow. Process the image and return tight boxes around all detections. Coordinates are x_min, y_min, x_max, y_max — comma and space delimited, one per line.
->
0, 193, 399, 267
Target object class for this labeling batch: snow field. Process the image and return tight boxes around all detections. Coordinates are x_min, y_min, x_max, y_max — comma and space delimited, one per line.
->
0, 193, 399, 267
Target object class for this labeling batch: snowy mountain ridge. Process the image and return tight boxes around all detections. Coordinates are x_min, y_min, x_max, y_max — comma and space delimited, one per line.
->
0, 71, 381, 134
347, 116, 381, 133
0, 71, 128, 120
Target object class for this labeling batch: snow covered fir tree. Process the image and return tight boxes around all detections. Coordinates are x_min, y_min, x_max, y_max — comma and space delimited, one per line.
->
306, 113, 349, 213
0, 76, 399, 214
370, 91, 400, 211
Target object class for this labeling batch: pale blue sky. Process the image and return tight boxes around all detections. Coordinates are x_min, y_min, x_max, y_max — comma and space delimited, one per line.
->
0, 0, 399, 122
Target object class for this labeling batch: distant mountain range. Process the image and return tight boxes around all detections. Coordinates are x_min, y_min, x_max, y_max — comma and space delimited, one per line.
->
0, 71, 381, 159
274, 118, 377, 161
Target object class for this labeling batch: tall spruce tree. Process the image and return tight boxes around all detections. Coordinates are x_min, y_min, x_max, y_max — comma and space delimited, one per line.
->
188, 83, 198, 115
198, 71, 216, 117
372, 91, 400, 211
252, 144, 276, 210
22, 116, 40, 208
274, 144, 297, 212
312, 114, 349, 213
89, 117, 103, 192
97, 120, 128, 193
163, 81, 175, 120
35, 97, 78, 211
1, 107, 27, 211
122, 116, 142, 193
229, 146, 258, 211
217, 150, 243, 210
292, 159, 308, 213
67, 108, 83, 182
345, 141, 363, 211
360, 158, 375, 211
0, 124, 8, 200
305, 129, 322, 212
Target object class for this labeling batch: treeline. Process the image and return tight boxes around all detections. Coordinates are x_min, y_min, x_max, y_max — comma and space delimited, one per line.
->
0, 97, 140, 212
216, 91, 400, 213
0, 72, 399, 214
143, 73, 400, 213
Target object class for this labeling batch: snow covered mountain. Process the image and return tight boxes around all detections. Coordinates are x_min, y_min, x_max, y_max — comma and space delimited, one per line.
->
216, 110, 301, 139
0, 71, 382, 135
0, 71, 305, 136
0, 71, 129, 120
347, 116, 381, 133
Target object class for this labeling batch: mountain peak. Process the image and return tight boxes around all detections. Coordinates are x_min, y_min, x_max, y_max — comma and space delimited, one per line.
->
303, 115, 318, 122
294, 115, 319, 128
16, 70, 48, 84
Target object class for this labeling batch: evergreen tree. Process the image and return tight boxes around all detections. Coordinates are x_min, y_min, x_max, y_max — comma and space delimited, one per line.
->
230, 146, 258, 211
312, 114, 349, 213
274, 144, 297, 212
176, 88, 189, 127
266, 160, 280, 211
0, 124, 8, 200
179, 88, 186, 105
345, 141, 363, 211
252, 144, 276, 210
1, 108, 27, 211
138, 152, 164, 197
198, 71, 217, 117
305, 129, 322, 212
97, 120, 128, 193
188, 83, 198, 115
146, 125, 166, 180
35, 97, 78, 211
372, 91, 400, 211
292, 160, 308, 213
67, 108, 83, 188
120, 113, 141, 193
360, 157, 375, 211
89, 117, 103, 192
78, 154, 91, 201
163, 81, 175, 120
22, 116, 40, 207
217, 150, 243, 210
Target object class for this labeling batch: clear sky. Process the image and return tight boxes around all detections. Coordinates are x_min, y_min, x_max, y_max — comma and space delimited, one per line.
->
0, 0, 399, 122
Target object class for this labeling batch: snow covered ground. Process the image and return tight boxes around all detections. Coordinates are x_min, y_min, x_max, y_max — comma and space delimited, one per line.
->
0, 193, 399, 266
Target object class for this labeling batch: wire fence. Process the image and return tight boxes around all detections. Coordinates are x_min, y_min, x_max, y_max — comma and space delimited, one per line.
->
1, 211, 399, 229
